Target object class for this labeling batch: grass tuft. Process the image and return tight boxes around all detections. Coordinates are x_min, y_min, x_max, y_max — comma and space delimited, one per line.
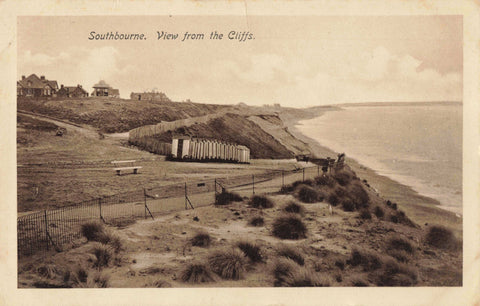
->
237, 241, 263, 263
272, 214, 307, 240
215, 190, 243, 206
208, 248, 246, 280
249, 195, 274, 209
273, 258, 330, 287
276, 244, 305, 266
296, 185, 319, 203
425, 225, 460, 250
180, 263, 216, 283
248, 216, 264, 227
374, 206, 385, 218
81, 222, 104, 241
191, 231, 211, 247
283, 201, 305, 215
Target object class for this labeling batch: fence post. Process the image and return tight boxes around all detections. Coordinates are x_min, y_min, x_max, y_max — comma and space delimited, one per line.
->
99, 198, 103, 221
303, 168, 305, 182
185, 183, 188, 210
214, 178, 217, 195
143, 188, 147, 219
282, 170, 284, 189
44, 210, 49, 251
317, 165, 320, 177
252, 175, 255, 195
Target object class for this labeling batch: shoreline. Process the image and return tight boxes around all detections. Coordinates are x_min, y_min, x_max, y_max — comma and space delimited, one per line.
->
282, 108, 462, 235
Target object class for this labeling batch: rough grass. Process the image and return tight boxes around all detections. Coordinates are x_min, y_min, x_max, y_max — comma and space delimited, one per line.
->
272, 258, 330, 287
346, 182, 370, 209
215, 190, 243, 206
81, 222, 104, 241
249, 195, 274, 209
208, 248, 246, 280
92, 243, 113, 268
374, 206, 385, 218
191, 231, 211, 247
248, 216, 265, 227
387, 235, 415, 254
283, 201, 304, 215
359, 209, 372, 220
276, 244, 305, 266
327, 193, 340, 206
181, 263, 216, 283
296, 185, 319, 203
314, 175, 337, 187
272, 214, 307, 240
333, 170, 354, 186
425, 225, 460, 250
347, 247, 383, 272
374, 258, 418, 286
237, 241, 263, 263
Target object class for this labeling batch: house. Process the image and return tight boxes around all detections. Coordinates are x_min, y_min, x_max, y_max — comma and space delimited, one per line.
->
130, 91, 171, 102
57, 84, 89, 98
17, 74, 59, 97
91, 80, 120, 98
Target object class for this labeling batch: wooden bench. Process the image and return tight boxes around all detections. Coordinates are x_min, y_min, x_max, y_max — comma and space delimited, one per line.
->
111, 160, 142, 175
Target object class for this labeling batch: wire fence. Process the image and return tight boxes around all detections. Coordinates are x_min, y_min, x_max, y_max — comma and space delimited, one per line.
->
18, 163, 341, 258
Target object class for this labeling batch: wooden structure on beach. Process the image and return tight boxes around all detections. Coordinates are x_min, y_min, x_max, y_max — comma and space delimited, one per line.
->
171, 136, 250, 164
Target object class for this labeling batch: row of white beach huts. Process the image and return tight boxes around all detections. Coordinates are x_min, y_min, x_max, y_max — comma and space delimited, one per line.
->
171, 136, 250, 163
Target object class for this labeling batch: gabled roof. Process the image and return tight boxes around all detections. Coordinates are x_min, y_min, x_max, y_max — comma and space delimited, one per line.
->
18, 74, 57, 89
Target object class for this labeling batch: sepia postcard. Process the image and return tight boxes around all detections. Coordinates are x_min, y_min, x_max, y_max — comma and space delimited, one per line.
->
1, 0, 479, 305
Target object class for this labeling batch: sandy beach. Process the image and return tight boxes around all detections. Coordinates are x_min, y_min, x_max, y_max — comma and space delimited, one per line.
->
283, 109, 462, 237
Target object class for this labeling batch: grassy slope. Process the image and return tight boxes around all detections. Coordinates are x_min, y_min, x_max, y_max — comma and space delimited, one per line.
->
18, 97, 228, 133
151, 113, 295, 159
18, 170, 462, 288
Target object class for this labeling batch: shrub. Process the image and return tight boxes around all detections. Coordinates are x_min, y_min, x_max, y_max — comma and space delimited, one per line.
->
81, 222, 104, 241
341, 199, 355, 212
273, 258, 330, 287
284, 201, 304, 215
375, 258, 418, 286
180, 263, 216, 283
237, 241, 263, 263
191, 231, 211, 247
334, 186, 348, 198
276, 244, 305, 266
350, 276, 369, 287
387, 249, 411, 263
334, 259, 345, 270
148, 280, 172, 288
425, 225, 459, 250
314, 175, 336, 187
37, 264, 59, 279
327, 193, 340, 206
92, 244, 113, 268
392, 203, 398, 210
386, 200, 392, 207
347, 248, 382, 271
248, 216, 264, 227
296, 185, 319, 203
387, 236, 414, 254
208, 248, 246, 280
390, 214, 399, 223
249, 195, 274, 209
215, 190, 242, 205
347, 182, 370, 209
374, 206, 384, 218
272, 214, 307, 239
333, 170, 354, 186
359, 210, 372, 220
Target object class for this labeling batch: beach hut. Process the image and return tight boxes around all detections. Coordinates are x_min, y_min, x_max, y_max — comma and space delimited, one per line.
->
172, 136, 191, 158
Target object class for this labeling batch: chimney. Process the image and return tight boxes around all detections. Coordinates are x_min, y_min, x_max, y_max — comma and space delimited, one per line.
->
22, 75, 25, 80
61, 84, 64, 88
40, 75, 45, 80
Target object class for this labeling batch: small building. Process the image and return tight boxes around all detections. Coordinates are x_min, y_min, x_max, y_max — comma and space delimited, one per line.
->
17, 74, 58, 97
91, 80, 120, 97
130, 91, 171, 102
171, 136, 250, 163
57, 84, 89, 98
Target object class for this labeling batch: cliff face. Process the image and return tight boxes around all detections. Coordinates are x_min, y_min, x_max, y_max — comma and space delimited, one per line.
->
153, 113, 296, 159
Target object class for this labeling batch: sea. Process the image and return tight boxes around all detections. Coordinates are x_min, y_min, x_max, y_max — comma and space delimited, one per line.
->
296, 103, 462, 215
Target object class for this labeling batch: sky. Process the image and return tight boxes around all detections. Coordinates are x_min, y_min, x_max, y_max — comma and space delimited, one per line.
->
17, 16, 462, 107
